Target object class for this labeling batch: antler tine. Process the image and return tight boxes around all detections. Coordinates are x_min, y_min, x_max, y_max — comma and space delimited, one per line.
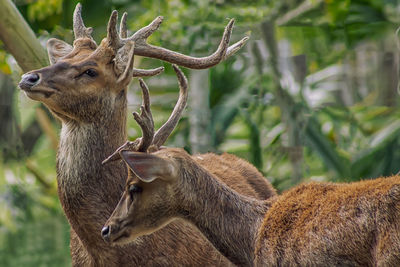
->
110, 11, 164, 78
120, 12, 128, 39
73, 3, 93, 40
226, 36, 249, 59
101, 140, 140, 165
133, 79, 155, 152
124, 18, 246, 69
153, 65, 188, 148
132, 67, 165, 77
107, 10, 120, 50
130, 16, 164, 41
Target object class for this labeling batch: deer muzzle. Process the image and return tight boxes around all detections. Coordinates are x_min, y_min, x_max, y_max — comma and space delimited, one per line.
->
19, 73, 40, 90
19, 71, 59, 98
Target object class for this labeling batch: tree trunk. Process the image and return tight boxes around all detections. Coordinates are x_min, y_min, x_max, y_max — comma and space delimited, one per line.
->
0, 0, 51, 159
0, 72, 22, 160
0, 0, 49, 71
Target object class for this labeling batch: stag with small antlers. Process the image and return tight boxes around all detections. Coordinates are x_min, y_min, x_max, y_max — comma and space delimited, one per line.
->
102, 64, 278, 266
18, 3, 275, 266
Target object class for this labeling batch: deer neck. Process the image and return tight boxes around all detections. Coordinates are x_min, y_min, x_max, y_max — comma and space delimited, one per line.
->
56, 91, 127, 252
177, 163, 271, 266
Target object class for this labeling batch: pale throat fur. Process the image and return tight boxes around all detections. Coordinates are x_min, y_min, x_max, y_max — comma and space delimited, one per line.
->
56, 86, 127, 220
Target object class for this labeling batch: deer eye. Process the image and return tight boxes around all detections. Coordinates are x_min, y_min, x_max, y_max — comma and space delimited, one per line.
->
129, 184, 142, 198
83, 68, 97, 77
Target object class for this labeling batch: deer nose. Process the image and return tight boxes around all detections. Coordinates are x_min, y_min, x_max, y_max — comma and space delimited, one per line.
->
19, 73, 40, 90
101, 226, 111, 241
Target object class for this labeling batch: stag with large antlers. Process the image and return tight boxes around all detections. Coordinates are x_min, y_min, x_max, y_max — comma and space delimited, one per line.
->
18, 4, 273, 266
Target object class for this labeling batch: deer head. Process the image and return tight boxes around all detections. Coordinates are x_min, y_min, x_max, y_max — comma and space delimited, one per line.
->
18, 3, 248, 123
102, 148, 192, 245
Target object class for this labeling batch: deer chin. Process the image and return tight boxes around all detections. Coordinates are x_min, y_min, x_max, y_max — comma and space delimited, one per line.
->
21, 86, 58, 100
108, 230, 135, 246
111, 234, 145, 248
108, 225, 157, 247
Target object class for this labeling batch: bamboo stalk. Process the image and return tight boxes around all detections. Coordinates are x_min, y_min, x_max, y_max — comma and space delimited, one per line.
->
276, 0, 324, 26
261, 21, 304, 184
189, 69, 211, 153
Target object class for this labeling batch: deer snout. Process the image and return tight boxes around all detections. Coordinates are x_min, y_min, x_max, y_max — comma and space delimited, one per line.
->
19, 73, 40, 90
102, 222, 128, 244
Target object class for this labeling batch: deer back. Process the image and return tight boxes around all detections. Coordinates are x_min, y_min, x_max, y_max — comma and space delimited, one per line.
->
255, 176, 400, 266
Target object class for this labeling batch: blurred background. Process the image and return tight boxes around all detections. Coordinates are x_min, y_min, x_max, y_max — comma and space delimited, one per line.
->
1, 0, 400, 265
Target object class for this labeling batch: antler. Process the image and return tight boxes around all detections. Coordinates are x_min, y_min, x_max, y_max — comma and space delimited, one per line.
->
132, 18, 248, 69
73, 4, 248, 76
106, 9, 164, 78
153, 64, 188, 147
102, 65, 188, 164
73, 3, 93, 40
133, 78, 155, 152
106, 11, 249, 69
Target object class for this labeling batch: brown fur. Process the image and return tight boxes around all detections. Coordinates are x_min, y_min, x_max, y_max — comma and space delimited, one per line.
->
256, 177, 400, 266
20, 36, 275, 266
193, 152, 276, 199
106, 148, 400, 267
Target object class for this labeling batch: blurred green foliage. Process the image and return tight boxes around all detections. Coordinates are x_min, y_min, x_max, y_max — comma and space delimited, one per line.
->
1, 0, 400, 265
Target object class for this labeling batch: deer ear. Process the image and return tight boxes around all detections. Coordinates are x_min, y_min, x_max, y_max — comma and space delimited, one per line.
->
115, 41, 135, 85
120, 151, 176, 183
47, 38, 73, 65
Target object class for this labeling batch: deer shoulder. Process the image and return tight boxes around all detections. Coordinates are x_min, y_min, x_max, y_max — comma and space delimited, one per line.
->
193, 153, 276, 199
